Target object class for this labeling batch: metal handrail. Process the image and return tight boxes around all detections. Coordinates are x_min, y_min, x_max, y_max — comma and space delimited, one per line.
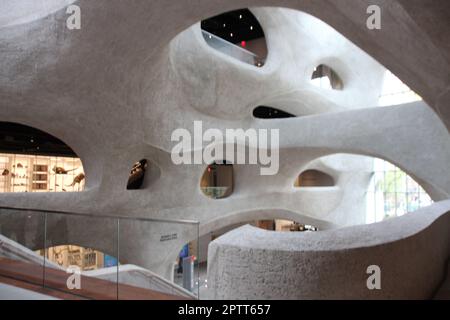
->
201, 29, 265, 67
0, 206, 199, 225
201, 29, 258, 57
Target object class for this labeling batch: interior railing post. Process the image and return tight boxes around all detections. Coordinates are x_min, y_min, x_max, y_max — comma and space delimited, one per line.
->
116, 218, 120, 300
42, 212, 47, 288
197, 222, 200, 299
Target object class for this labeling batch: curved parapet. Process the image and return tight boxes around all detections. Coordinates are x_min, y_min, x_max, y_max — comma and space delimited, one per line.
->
207, 200, 450, 299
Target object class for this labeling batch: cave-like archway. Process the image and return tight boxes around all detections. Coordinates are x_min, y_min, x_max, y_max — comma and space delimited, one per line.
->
0, 122, 85, 193
201, 8, 267, 67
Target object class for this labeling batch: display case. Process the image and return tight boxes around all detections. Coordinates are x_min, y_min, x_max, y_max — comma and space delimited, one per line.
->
0, 153, 84, 193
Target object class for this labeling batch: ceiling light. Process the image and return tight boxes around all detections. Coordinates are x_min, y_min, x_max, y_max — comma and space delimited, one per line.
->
239, 14, 242, 19
250, 26, 253, 30
223, 23, 226, 27
230, 33, 233, 37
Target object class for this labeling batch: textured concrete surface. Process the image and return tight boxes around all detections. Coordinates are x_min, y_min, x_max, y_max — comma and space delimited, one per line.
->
207, 200, 450, 299
0, 1, 449, 284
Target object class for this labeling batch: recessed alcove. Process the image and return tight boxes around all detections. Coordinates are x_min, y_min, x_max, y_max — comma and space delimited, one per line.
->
200, 161, 233, 199
294, 169, 335, 187
311, 64, 343, 90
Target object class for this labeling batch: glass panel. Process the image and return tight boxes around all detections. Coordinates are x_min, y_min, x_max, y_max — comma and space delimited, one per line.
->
44, 213, 118, 299
118, 218, 199, 300
395, 170, 406, 193
0, 208, 45, 287
396, 192, 407, 216
202, 30, 264, 67
419, 192, 433, 207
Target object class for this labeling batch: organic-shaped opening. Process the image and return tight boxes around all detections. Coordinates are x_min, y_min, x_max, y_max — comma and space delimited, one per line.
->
253, 106, 295, 119
294, 169, 335, 187
311, 64, 343, 90
201, 8, 267, 67
200, 161, 233, 199
366, 157, 432, 223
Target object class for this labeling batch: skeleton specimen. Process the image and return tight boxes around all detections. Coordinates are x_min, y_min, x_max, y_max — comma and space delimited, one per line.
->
67, 173, 85, 187
52, 166, 78, 174
1, 169, 9, 176
16, 163, 23, 168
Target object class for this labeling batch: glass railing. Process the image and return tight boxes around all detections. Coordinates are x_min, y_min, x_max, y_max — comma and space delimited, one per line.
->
202, 30, 265, 67
0, 206, 200, 300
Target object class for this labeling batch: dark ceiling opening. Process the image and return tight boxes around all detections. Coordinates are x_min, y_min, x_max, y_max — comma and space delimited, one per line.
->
253, 106, 296, 119
0, 122, 76, 157
201, 8, 264, 44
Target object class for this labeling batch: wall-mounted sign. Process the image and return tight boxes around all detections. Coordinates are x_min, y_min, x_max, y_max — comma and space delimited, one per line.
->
160, 233, 177, 242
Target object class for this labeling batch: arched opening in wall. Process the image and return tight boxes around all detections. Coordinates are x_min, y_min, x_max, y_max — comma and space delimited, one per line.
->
200, 161, 233, 199
253, 106, 296, 119
294, 169, 335, 187
127, 159, 148, 190
201, 8, 267, 67
36, 244, 119, 271
366, 157, 432, 224
0, 122, 85, 192
311, 64, 343, 90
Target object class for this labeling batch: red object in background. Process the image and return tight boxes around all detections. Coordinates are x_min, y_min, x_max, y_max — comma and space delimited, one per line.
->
241, 40, 246, 47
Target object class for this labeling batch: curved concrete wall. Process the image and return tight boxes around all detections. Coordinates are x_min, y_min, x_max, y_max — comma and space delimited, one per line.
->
1, 1, 449, 284
207, 200, 450, 299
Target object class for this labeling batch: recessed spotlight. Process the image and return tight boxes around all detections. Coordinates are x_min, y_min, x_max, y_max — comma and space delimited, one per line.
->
223, 23, 226, 27
239, 14, 242, 19
230, 33, 233, 37
250, 26, 253, 30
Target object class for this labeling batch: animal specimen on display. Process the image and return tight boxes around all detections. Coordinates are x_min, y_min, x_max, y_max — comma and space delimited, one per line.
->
17, 163, 23, 168
127, 159, 148, 190
67, 173, 85, 187
1, 169, 9, 176
52, 166, 78, 174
